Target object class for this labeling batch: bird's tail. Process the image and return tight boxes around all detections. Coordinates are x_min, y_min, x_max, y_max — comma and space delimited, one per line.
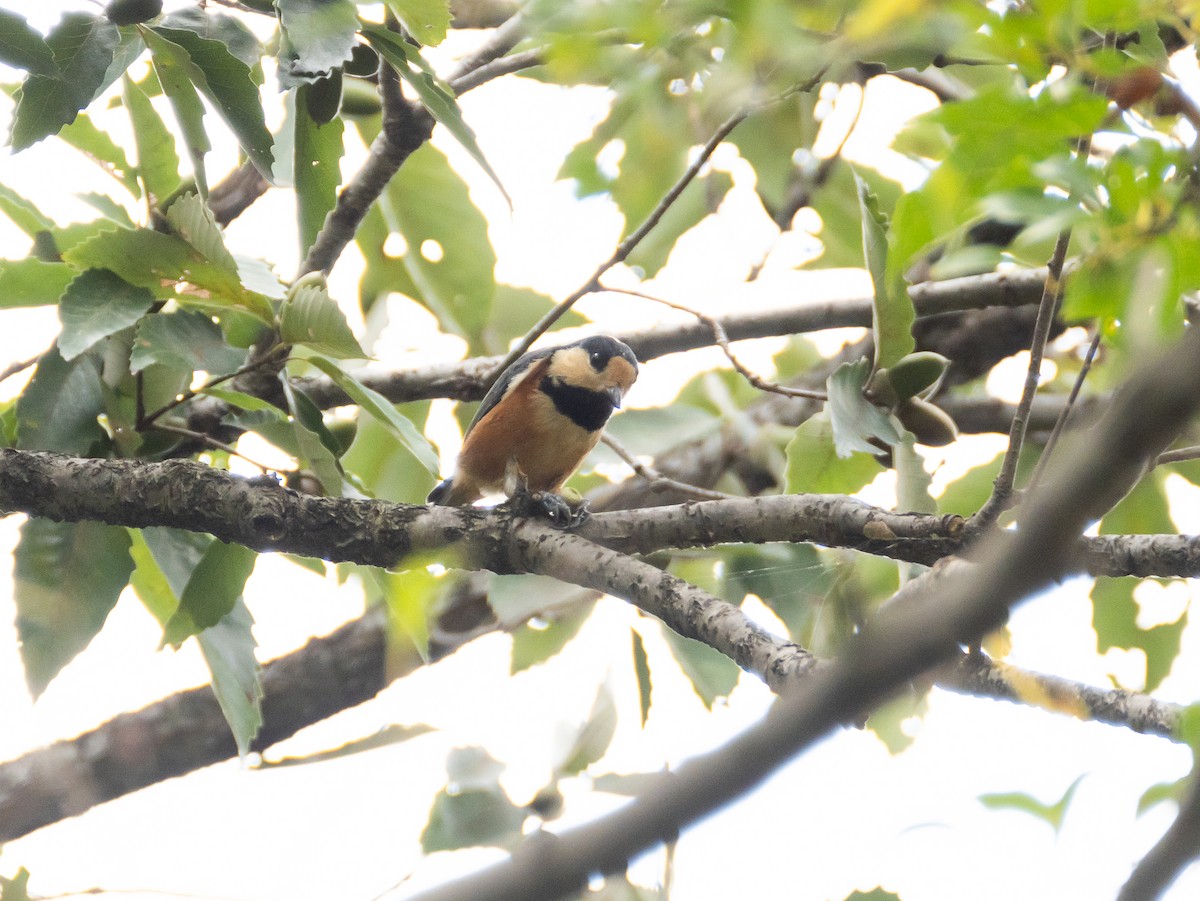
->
427, 478, 455, 505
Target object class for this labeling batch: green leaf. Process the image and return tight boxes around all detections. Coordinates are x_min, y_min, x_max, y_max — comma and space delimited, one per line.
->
0, 258, 77, 308
510, 600, 594, 674
305, 355, 440, 476
0, 183, 56, 238
280, 285, 366, 359
259, 723, 435, 767
480, 284, 588, 355
626, 170, 732, 278
631, 628, 652, 727
16, 347, 105, 454
131, 530, 262, 754
0, 866, 31, 901
826, 359, 902, 458
383, 0, 451, 47
140, 29, 212, 195
276, 0, 358, 75
56, 111, 140, 198
148, 25, 274, 178
14, 519, 133, 697
421, 788, 525, 853
785, 410, 882, 495
557, 684, 618, 776
866, 688, 929, 755
372, 141, 497, 352
58, 268, 155, 360
371, 566, 437, 661
722, 544, 834, 643
280, 377, 345, 496
363, 25, 511, 207
979, 774, 1086, 835
294, 85, 345, 257
856, 170, 913, 371
121, 75, 182, 202
63, 226, 273, 321
130, 309, 248, 374
162, 539, 257, 646
843, 891, 903, 901
0, 10, 57, 75
663, 626, 739, 709
1090, 577, 1186, 692
198, 598, 262, 756
1138, 778, 1187, 817
9, 13, 120, 151
164, 193, 237, 270
159, 7, 262, 68
485, 573, 585, 628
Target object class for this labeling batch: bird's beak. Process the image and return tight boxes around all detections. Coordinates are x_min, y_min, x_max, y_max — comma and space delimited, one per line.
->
606, 386, 623, 409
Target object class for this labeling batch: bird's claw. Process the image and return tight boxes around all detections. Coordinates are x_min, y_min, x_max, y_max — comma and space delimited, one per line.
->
533, 492, 590, 529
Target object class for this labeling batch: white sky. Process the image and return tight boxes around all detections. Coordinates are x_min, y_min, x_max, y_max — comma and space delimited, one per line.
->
1, 2, 1199, 900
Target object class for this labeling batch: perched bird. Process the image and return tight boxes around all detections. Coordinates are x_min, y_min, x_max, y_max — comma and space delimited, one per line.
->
428, 335, 638, 524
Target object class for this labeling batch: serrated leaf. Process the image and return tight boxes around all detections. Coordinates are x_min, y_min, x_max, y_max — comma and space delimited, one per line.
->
198, 599, 262, 756
57, 268, 155, 360
785, 410, 882, 495
421, 787, 525, 852
159, 8, 262, 68
14, 519, 133, 697
162, 539, 257, 646
121, 74, 182, 202
294, 85, 345, 257
826, 358, 902, 458
662, 627, 739, 709
363, 25, 510, 208
280, 285, 366, 359
63, 226, 273, 321
130, 309, 248, 374
0, 10, 57, 75
148, 26, 274, 178
0, 183, 56, 238
511, 600, 594, 675
9, 13, 120, 151
0, 258, 77, 308
57, 111, 141, 198
303, 355, 440, 476
165, 193, 237, 270
16, 347, 105, 454
276, 0, 358, 76
631, 629, 651, 726
141, 29, 212, 195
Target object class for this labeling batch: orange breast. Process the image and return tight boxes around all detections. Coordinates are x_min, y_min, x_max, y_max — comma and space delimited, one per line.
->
455, 357, 600, 500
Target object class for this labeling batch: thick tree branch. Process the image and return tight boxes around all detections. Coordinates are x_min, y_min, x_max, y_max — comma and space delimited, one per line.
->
1118, 766, 1200, 899
399, 271, 1200, 901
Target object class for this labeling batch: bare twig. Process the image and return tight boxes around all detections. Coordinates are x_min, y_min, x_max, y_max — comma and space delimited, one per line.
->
0, 355, 36, 385
1027, 329, 1102, 489
600, 284, 827, 400
487, 100, 771, 387
1119, 767, 1200, 900
599, 433, 735, 501
151, 424, 283, 474
139, 346, 288, 428
444, 11, 526, 83
449, 48, 544, 95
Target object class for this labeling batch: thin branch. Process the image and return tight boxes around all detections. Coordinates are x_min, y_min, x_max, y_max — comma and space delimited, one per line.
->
449, 48, 544, 95
599, 433, 735, 501
139, 346, 288, 428
0, 355, 36, 385
601, 285, 827, 399
149, 424, 284, 474
487, 100, 772, 386
1028, 328, 1102, 489
444, 11, 526, 84
1119, 766, 1200, 900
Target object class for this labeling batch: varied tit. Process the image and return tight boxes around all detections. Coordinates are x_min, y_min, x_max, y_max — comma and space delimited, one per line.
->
428, 335, 638, 524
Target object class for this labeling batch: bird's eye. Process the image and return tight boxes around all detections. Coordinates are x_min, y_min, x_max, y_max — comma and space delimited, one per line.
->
589, 351, 605, 370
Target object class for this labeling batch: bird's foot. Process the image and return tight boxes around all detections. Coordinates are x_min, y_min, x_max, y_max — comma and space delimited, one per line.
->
507, 484, 590, 529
